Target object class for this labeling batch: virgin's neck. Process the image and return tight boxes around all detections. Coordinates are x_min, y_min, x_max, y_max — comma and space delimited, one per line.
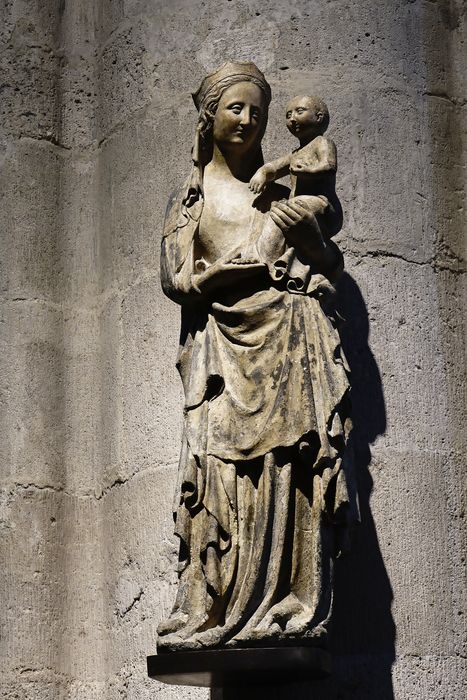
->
210, 144, 262, 182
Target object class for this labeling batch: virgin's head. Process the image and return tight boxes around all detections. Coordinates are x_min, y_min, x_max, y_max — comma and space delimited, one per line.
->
184, 62, 271, 205
195, 62, 271, 154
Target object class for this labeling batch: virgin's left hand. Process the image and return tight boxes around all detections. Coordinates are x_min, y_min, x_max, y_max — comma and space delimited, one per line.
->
270, 199, 314, 232
270, 198, 327, 254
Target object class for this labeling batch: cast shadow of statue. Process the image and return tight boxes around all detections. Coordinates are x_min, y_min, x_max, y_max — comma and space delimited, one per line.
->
212, 272, 395, 700
323, 270, 395, 699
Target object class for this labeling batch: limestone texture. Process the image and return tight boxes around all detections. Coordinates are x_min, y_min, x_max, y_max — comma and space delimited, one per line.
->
0, 1, 465, 699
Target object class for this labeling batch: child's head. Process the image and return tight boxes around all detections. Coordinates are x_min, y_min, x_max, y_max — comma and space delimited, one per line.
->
285, 95, 330, 142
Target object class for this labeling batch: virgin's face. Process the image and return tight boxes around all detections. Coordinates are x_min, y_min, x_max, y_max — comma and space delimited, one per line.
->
212, 82, 267, 152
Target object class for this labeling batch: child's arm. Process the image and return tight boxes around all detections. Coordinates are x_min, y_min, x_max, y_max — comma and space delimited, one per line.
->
290, 137, 337, 178
249, 153, 293, 194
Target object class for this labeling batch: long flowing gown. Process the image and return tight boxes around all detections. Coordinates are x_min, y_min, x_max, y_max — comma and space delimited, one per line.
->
157, 182, 354, 651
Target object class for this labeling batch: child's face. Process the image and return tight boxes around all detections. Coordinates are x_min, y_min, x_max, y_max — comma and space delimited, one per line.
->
286, 97, 322, 140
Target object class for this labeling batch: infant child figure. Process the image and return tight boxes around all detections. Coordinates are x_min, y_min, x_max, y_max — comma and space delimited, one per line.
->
235, 95, 343, 266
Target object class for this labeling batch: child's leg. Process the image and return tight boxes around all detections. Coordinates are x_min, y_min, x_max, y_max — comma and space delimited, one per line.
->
293, 194, 331, 242
256, 216, 287, 262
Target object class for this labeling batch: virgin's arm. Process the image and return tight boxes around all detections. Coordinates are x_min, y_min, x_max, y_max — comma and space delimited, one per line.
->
192, 258, 266, 295
269, 198, 342, 280
160, 188, 204, 306
161, 235, 202, 306
161, 222, 266, 303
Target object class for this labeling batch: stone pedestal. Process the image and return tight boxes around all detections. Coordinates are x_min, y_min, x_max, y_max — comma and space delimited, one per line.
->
147, 647, 331, 688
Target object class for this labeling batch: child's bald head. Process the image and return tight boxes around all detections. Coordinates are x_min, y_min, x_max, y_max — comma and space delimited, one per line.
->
285, 95, 330, 143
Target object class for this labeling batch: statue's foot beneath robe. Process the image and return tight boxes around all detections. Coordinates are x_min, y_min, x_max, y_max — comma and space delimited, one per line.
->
157, 611, 212, 648
157, 627, 328, 653
226, 593, 329, 648
226, 626, 328, 649
157, 612, 188, 636
157, 628, 225, 652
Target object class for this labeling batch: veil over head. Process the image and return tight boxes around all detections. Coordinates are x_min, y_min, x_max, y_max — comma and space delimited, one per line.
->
192, 61, 271, 111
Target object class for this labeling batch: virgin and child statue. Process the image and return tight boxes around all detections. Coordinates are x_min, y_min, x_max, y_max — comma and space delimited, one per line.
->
157, 62, 354, 653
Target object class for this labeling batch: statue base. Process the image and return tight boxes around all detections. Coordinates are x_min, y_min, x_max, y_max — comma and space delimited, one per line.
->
147, 646, 331, 688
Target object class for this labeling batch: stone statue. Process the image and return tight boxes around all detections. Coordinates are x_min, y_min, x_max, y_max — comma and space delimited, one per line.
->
158, 62, 354, 653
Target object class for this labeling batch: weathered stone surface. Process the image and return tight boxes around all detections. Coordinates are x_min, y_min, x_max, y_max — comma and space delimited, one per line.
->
0, 141, 65, 301
1, 0, 465, 698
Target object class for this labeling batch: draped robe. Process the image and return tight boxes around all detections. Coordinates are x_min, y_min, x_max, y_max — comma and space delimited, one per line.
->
157, 182, 354, 651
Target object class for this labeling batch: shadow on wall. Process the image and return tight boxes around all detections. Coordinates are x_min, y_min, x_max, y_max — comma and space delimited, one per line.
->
328, 271, 395, 699
212, 272, 395, 700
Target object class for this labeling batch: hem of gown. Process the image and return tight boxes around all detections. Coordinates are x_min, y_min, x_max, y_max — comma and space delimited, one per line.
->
157, 622, 330, 653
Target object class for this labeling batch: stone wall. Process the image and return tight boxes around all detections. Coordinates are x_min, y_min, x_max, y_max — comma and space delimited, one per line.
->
1, 1, 465, 698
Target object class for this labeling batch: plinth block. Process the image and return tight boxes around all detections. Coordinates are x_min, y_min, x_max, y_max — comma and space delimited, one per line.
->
147, 647, 331, 688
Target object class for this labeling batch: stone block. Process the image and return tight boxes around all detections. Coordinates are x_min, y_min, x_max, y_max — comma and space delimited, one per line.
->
101, 466, 179, 674
0, 301, 65, 489
97, 108, 190, 294
0, 488, 105, 680
120, 276, 183, 475
0, 140, 64, 302
340, 256, 463, 455
0, 42, 60, 143
97, 17, 160, 140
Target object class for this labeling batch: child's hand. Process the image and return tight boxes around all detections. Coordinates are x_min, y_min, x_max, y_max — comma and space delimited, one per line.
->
249, 168, 268, 194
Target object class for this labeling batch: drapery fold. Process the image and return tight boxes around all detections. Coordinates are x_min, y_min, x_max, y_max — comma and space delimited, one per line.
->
157, 186, 355, 651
